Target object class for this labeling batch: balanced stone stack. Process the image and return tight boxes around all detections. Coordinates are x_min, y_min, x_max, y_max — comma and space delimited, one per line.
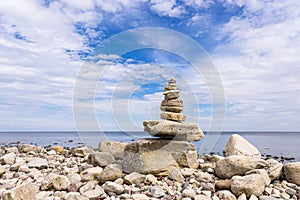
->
122, 78, 205, 175
144, 78, 204, 141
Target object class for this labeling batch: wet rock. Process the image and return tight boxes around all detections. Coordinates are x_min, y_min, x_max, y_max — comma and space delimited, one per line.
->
215, 155, 267, 179
225, 134, 261, 157
284, 162, 300, 185
88, 151, 115, 167
231, 174, 266, 197
27, 158, 48, 169
124, 172, 146, 185
2, 183, 38, 200
98, 141, 127, 160
98, 164, 123, 183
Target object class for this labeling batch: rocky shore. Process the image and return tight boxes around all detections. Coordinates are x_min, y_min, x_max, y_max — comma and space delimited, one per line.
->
1, 79, 299, 200
0, 134, 299, 200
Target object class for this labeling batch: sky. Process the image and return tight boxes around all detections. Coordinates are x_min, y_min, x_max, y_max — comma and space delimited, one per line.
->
0, 0, 300, 132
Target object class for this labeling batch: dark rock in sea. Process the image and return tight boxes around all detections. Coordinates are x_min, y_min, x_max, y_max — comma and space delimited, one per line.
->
68, 140, 74, 143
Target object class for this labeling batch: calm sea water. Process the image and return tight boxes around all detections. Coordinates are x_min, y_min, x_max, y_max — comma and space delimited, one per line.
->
0, 132, 299, 161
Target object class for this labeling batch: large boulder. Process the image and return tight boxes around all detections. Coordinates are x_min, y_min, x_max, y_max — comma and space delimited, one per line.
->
2, 183, 38, 200
284, 162, 300, 185
215, 155, 267, 179
231, 174, 266, 197
266, 159, 283, 180
122, 139, 198, 175
143, 120, 204, 141
98, 141, 127, 160
225, 134, 261, 157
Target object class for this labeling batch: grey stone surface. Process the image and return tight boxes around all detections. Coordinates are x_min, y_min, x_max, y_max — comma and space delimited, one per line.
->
284, 162, 300, 185
225, 134, 261, 157
215, 155, 267, 179
122, 139, 198, 175
143, 120, 204, 141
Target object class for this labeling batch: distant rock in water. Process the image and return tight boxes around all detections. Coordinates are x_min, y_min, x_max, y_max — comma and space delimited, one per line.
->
225, 134, 261, 158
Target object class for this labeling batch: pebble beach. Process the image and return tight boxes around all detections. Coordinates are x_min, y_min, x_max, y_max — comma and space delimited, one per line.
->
0, 133, 299, 200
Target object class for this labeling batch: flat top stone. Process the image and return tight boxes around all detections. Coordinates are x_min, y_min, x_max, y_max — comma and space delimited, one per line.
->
124, 139, 196, 153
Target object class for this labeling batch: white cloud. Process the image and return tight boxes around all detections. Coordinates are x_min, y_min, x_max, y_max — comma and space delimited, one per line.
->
212, 0, 300, 130
150, 0, 186, 18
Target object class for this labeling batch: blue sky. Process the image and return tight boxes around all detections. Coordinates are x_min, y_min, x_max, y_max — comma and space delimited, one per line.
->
0, 0, 300, 131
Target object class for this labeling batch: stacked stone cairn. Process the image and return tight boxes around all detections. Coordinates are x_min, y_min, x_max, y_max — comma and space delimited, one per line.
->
122, 78, 205, 175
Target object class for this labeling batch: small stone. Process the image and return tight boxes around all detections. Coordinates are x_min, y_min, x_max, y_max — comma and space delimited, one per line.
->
201, 190, 212, 197
163, 90, 180, 100
217, 190, 236, 200
79, 181, 97, 194
215, 179, 232, 191
195, 194, 211, 200
0, 153, 16, 165
98, 164, 122, 183
285, 187, 297, 196
0, 165, 5, 175
27, 158, 48, 169
124, 172, 146, 185
231, 174, 266, 197
161, 99, 183, 107
182, 188, 196, 198
237, 193, 247, 200
65, 192, 89, 200
2, 183, 37, 200
72, 147, 93, 157
52, 175, 70, 191
145, 174, 157, 185
265, 187, 273, 195
49, 146, 68, 155
150, 185, 165, 198
82, 186, 104, 200
88, 152, 115, 167
249, 195, 258, 200
258, 195, 278, 200
168, 169, 184, 183
132, 193, 149, 200
103, 181, 124, 194
160, 112, 186, 122
80, 167, 103, 181
280, 192, 290, 199
160, 106, 183, 113
181, 168, 196, 177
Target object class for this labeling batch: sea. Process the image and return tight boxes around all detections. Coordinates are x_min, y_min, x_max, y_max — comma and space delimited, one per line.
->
0, 131, 299, 161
